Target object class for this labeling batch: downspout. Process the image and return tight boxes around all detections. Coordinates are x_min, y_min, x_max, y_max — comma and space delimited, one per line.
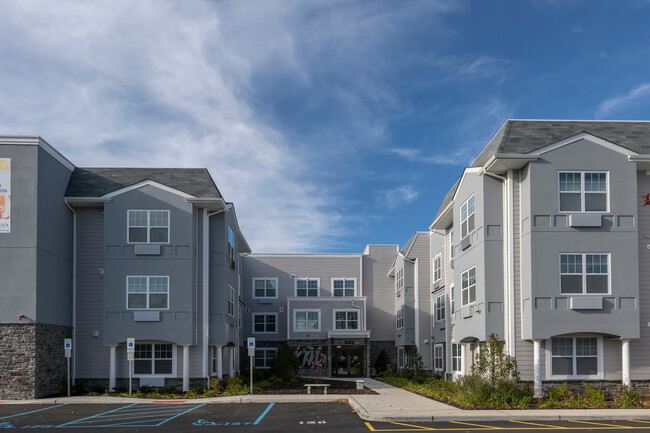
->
414, 258, 419, 353
508, 170, 517, 357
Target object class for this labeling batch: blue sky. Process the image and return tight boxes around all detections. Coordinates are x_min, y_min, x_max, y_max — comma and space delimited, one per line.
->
1, 0, 649, 252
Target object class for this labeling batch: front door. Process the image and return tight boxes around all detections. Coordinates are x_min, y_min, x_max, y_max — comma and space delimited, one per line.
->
331, 345, 364, 377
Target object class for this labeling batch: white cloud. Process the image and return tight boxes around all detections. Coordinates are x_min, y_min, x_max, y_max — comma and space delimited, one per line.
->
377, 186, 420, 209
596, 83, 650, 117
0, 0, 462, 252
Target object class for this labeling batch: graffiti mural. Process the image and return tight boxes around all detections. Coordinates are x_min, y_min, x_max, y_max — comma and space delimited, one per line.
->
294, 346, 328, 369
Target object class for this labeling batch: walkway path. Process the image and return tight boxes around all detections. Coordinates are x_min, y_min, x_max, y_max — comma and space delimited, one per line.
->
7, 377, 650, 422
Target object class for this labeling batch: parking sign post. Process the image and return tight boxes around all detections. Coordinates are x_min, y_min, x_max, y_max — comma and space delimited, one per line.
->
247, 338, 255, 395
127, 338, 135, 395
64, 339, 72, 397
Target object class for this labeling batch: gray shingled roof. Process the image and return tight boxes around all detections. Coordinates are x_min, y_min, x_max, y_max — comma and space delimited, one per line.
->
472, 120, 650, 167
65, 167, 223, 198
433, 120, 650, 223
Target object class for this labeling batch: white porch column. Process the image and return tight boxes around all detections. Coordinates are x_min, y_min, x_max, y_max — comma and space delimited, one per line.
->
216, 345, 223, 379
533, 340, 542, 398
109, 345, 116, 392
183, 345, 190, 392
622, 339, 631, 387
228, 347, 234, 377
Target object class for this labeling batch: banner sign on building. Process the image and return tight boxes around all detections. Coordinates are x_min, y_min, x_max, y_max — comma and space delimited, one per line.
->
0, 158, 10, 233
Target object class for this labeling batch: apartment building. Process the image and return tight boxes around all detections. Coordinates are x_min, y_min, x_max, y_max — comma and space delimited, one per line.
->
241, 245, 397, 377
390, 232, 433, 371
0, 136, 250, 399
428, 120, 650, 396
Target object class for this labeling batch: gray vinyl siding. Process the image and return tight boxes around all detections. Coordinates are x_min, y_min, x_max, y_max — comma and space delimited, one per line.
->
102, 184, 197, 346
410, 234, 432, 369
36, 146, 73, 326
395, 256, 415, 346
445, 229, 455, 376
363, 245, 398, 341
430, 231, 446, 345
242, 254, 362, 342
633, 171, 650, 377
74, 208, 106, 378
513, 169, 535, 380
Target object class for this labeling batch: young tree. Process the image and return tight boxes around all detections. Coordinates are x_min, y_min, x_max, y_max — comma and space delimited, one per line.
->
471, 333, 519, 385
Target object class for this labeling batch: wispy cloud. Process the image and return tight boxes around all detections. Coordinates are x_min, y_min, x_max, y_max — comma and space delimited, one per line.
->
596, 83, 650, 117
377, 186, 420, 209
0, 0, 462, 252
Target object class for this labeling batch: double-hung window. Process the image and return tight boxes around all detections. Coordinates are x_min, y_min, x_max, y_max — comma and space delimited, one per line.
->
396, 268, 404, 295
127, 276, 169, 309
433, 344, 444, 372
461, 267, 476, 306
460, 196, 475, 239
332, 278, 356, 297
295, 309, 320, 331
550, 336, 601, 378
450, 284, 455, 314
435, 293, 445, 322
253, 313, 277, 334
396, 307, 404, 329
452, 343, 462, 372
296, 278, 319, 297
227, 285, 235, 317
559, 172, 608, 212
128, 210, 169, 243
254, 348, 276, 369
334, 310, 359, 330
253, 278, 277, 299
433, 254, 442, 286
560, 254, 609, 294
449, 229, 455, 260
134, 343, 173, 376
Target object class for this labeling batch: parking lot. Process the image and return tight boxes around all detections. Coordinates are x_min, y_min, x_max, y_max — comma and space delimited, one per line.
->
0, 402, 648, 432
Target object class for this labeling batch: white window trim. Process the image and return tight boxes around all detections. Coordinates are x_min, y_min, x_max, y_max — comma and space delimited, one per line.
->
558, 171, 609, 213
546, 335, 604, 380
331, 277, 357, 297
295, 277, 321, 297
127, 209, 170, 244
451, 342, 464, 378
252, 312, 278, 334
396, 267, 404, 296
293, 309, 321, 332
433, 343, 444, 372
435, 293, 446, 322
254, 347, 277, 369
332, 309, 360, 331
558, 253, 611, 295
449, 229, 455, 260
126, 275, 170, 310
397, 347, 404, 368
433, 254, 442, 285
450, 284, 455, 315
460, 195, 475, 240
252, 277, 279, 299
461, 267, 476, 307
227, 285, 235, 317
396, 307, 404, 330
133, 342, 177, 378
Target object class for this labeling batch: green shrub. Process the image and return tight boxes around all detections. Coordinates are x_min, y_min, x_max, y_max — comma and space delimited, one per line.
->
223, 376, 247, 396
373, 349, 391, 376
616, 385, 642, 408
208, 378, 221, 394
271, 344, 300, 382
541, 383, 577, 408
581, 382, 606, 408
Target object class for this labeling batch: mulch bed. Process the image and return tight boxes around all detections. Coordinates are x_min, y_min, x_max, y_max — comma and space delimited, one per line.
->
254, 379, 377, 395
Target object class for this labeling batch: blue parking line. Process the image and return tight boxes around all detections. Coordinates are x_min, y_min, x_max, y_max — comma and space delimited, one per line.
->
253, 403, 274, 425
55, 403, 138, 428
0, 404, 67, 420
154, 403, 205, 426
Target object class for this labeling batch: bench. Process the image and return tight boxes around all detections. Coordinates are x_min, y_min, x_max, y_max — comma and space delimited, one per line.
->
304, 384, 330, 394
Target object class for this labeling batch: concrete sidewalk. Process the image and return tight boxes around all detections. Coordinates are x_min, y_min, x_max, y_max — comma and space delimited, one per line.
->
5, 377, 650, 423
